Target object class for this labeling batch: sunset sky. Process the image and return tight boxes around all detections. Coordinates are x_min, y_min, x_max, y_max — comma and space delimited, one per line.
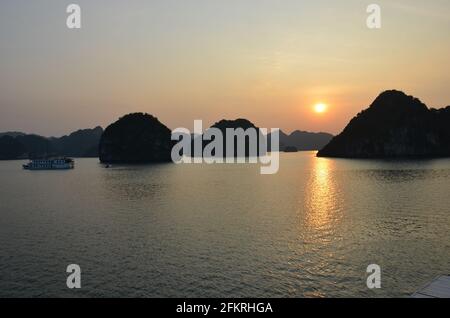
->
0, 0, 449, 136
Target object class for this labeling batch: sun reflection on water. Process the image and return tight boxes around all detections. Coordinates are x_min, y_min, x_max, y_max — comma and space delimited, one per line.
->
304, 157, 343, 233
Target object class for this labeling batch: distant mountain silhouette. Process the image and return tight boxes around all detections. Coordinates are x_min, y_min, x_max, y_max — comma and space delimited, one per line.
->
0, 136, 26, 160
0, 132, 26, 138
52, 127, 103, 157
283, 146, 298, 153
0, 127, 103, 160
267, 130, 333, 151
15, 134, 53, 158
318, 90, 450, 158
99, 113, 173, 163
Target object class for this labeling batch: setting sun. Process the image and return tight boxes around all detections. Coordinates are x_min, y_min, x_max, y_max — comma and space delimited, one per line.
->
314, 103, 328, 114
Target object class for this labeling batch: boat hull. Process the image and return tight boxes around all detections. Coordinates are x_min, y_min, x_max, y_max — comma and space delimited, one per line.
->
22, 158, 75, 170
23, 166, 74, 170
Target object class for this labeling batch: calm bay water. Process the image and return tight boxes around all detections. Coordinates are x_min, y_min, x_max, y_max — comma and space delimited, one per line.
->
0, 152, 449, 297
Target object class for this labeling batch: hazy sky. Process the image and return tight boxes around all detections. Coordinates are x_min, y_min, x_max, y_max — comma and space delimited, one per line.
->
0, 0, 449, 136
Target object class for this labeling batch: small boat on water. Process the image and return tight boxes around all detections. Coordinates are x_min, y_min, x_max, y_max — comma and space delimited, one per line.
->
23, 158, 75, 170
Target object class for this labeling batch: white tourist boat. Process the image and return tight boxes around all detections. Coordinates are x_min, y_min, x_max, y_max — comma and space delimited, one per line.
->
22, 158, 75, 170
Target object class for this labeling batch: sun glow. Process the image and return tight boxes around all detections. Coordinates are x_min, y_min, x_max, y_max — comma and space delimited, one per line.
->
314, 103, 328, 114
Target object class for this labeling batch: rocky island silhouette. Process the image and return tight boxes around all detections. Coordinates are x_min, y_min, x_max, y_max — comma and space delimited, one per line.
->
99, 113, 174, 164
318, 90, 450, 158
